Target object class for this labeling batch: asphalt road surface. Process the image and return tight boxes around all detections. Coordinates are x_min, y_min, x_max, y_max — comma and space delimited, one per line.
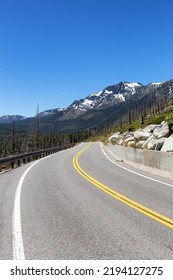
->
0, 142, 173, 260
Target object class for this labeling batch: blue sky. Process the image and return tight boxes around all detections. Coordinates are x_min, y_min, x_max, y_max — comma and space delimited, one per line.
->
0, 0, 173, 117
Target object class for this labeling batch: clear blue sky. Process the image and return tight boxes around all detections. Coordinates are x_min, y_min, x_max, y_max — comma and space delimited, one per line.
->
0, 0, 173, 117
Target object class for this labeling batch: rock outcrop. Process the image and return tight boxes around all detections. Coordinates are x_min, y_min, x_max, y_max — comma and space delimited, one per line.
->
108, 121, 173, 152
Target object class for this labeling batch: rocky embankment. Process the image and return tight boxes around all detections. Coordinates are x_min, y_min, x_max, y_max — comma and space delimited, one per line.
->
108, 121, 173, 152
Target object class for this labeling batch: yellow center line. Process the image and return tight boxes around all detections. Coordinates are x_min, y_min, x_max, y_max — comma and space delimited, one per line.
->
73, 143, 173, 229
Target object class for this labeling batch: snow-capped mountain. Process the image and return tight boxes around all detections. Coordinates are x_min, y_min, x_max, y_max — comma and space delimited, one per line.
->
58, 80, 167, 123
67, 82, 143, 112
38, 108, 64, 118
0, 115, 27, 124
1, 79, 172, 132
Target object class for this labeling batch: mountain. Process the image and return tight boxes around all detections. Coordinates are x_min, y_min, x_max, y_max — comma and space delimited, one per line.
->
0, 115, 27, 124
34, 79, 172, 132
38, 108, 64, 118
68, 82, 143, 113
66, 81, 169, 114
51, 81, 165, 123
0, 79, 173, 132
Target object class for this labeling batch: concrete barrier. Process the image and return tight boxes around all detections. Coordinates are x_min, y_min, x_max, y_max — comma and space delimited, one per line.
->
107, 143, 173, 172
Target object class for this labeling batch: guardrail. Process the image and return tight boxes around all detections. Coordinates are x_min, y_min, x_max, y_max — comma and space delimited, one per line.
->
0, 144, 74, 173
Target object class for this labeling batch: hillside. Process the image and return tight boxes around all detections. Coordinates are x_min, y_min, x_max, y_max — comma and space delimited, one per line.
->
0, 78, 173, 157
1, 79, 173, 132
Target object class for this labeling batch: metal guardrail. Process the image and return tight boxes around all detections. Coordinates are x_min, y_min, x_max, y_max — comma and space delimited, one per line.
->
0, 144, 74, 173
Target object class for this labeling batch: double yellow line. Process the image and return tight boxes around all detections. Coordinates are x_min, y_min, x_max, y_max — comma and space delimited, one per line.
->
73, 143, 173, 229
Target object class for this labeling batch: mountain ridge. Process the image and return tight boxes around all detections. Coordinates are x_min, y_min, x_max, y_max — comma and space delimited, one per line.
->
0, 79, 172, 133
0, 115, 27, 124
38, 80, 164, 120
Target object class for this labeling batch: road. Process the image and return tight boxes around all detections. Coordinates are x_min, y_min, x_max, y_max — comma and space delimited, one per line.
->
0, 142, 173, 259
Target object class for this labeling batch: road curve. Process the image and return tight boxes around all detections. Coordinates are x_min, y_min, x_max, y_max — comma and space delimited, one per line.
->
0, 142, 173, 259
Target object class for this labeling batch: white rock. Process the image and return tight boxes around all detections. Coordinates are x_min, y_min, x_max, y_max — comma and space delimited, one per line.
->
142, 135, 156, 149
108, 132, 121, 142
135, 141, 145, 148
127, 140, 136, 147
141, 135, 166, 150
108, 120, 171, 153
161, 135, 173, 152
124, 136, 135, 146
134, 130, 151, 141
147, 140, 157, 150
143, 124, 159, 133
153, 121, 169, 139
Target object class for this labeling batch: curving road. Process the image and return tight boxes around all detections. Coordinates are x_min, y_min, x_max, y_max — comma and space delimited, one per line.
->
0, 142, 173, 260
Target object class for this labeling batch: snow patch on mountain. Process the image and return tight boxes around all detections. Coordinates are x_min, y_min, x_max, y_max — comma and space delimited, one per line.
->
90, 91, 103, 97
151, 82, 163, 86
83, 99, 93, 106
124, 82, 142, 95
104, 90, 113, 95
125, 82, 142, 88
114, 93, 125, 102
39, 108, 64, 117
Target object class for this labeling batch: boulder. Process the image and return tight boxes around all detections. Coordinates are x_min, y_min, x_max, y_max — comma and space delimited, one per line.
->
108, 132, 121, 142
161, 135, 173, 152
142, 135, 156, 149
108, 120, 171, 152
143, 124, 159, 133
126, 140, 136, 148
135, 141, 145, 148
153, 121, 169, 139
141, 136, 166, 150
124, 136, 135, 146
134, 129, 151, 141
147, 139, 157, 150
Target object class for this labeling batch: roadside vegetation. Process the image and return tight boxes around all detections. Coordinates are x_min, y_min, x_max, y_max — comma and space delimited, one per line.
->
90, 105, 173, 143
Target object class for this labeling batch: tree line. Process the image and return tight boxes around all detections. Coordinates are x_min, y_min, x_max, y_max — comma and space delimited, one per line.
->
0, 119, 92, 158
1, 85, 173, 157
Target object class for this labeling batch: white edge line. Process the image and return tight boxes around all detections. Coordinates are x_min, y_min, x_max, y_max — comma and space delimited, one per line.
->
100, 143, 173, 188
12, 144, 80, 260
12, 160, 39, 260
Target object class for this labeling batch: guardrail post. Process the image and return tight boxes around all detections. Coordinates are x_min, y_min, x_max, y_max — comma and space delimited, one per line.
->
11, 161, 14, 169
17, 160, 20, 167
0, 163, 2, 172
6, 162, 10, 170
